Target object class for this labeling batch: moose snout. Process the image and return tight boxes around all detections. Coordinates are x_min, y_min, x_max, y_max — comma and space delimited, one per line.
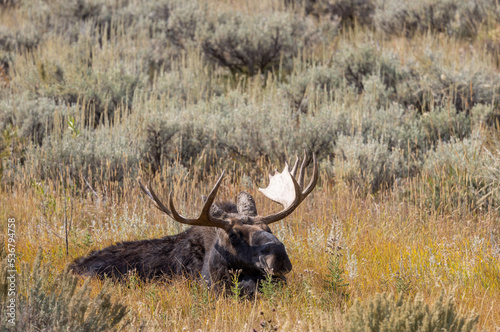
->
257, 243, 292, 277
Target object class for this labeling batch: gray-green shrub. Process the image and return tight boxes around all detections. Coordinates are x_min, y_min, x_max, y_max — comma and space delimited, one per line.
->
373, 0, 499, 39
0, 95, 77, 146
200, 11, 307, 75
0, 248, 128, 331
342, 292, 478, 332
25, 122, 142, 183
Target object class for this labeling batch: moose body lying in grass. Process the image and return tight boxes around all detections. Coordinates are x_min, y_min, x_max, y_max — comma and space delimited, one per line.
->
70, 154, 317, 295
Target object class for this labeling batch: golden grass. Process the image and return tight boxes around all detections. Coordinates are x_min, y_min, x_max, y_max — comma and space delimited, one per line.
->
1, 165, 499, 330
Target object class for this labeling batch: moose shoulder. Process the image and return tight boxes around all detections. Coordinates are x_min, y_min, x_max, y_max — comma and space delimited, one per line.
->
70, 154, 318, 295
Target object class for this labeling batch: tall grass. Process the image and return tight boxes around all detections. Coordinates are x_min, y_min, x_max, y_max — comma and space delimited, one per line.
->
1, 0, 500, 330
1, 161, 498, 330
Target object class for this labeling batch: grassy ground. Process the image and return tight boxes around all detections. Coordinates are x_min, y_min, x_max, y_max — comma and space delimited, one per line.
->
1, 0, 500, 330
1, 165, 498, 330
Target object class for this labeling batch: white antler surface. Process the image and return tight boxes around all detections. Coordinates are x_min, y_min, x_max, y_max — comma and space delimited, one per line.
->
258, 164, 296, 209
255, 152, 318, 225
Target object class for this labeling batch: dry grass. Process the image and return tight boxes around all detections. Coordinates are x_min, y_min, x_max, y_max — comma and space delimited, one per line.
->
1, 164, 499, 330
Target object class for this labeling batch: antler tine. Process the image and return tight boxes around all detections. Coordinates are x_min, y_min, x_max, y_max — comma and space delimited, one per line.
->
200, 170, 226, 216
303, 153, 318, 196
138, 179, 152, 200
297, 150, 308, 188
168, 171, 230, 230
138, 180, 174, 218
290, 155, 299, 178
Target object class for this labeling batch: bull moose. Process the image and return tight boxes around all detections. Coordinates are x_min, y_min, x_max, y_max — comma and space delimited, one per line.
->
70, 153, 318, 295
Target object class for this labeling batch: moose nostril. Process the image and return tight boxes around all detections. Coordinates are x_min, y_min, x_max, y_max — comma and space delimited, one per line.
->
259, 255, 269, 269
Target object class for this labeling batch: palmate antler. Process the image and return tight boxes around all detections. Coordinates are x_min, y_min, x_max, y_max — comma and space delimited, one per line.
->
138, 172, 231, 230
255, 152, 318, 224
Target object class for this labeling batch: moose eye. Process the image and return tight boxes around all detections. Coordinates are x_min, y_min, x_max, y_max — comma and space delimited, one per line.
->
229, 230, 246, 243
260, 246, 270, 255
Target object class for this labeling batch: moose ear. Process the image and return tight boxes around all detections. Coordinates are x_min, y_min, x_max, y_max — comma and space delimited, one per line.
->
209, 203, 226, 218
237, 192, 258, 216
202, 195, 208, 203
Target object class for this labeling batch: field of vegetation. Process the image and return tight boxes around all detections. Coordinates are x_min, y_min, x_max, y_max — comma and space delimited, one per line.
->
1, 0, 500, 330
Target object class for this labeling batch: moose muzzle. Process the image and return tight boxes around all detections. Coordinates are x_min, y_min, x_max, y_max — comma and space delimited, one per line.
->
252, 231, 292, 276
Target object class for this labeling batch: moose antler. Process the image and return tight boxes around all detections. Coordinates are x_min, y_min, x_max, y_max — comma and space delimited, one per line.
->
138, 172, 231, 230
255, 152, 318, 225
